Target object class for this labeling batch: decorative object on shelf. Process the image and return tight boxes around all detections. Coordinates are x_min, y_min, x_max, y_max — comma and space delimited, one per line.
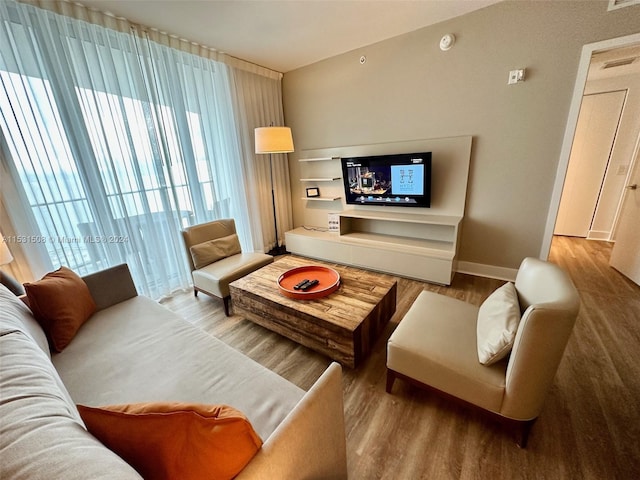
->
328, 213, 340, 232
439, 33, 456, 51
306, 187, 320, 198
0, 231, 24, 296
255, 126, 294, 256
277, 265, 340, 300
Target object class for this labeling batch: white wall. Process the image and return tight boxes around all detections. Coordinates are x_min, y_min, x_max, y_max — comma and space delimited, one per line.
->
282, 0, 640, 271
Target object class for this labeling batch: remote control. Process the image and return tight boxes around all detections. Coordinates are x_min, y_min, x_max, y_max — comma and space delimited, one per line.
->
301, 279, 319, 291
294, 279, 310, 290
296, 279, 313, 290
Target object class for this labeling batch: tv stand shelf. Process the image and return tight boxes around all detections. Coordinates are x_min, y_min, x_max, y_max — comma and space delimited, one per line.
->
286, 209, 462, 284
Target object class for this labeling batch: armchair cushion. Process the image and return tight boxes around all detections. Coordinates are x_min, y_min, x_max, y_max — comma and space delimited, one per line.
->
192, 253, 274, 298
476, 282, 521, 366
190, 233, 242, 269
387, 290, 507, 413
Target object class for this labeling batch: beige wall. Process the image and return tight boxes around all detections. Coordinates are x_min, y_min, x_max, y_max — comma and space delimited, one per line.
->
282, 0, 640, 270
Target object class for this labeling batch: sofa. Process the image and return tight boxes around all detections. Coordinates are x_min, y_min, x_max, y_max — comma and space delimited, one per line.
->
0, 264, 347, 479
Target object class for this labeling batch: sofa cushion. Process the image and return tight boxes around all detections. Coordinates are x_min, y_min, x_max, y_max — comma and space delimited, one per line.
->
23, 266, 97, 352
52, 295, 305, 441
78, 402, 262, 480
476, 282, 521, 365
0, 330, 142, 480
190, 233, 242, 269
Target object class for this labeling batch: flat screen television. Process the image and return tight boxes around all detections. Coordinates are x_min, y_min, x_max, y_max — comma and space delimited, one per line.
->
341, 151, 432, 207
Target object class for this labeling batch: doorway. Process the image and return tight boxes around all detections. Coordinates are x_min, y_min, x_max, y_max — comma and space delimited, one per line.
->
542, 33, 640, 286
554, 89, 627, 239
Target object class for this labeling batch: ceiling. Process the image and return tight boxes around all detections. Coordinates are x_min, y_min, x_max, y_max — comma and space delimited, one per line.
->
78, 0, 503, 73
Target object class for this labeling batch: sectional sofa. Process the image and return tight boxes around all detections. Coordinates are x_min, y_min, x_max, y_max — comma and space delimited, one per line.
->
0, 264, 347, 479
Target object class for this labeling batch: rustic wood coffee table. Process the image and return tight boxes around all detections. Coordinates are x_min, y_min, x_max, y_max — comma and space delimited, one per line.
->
229, 256, 397, 368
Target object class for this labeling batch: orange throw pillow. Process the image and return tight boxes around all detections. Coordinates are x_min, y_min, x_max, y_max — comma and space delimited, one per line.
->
24, 266, 96, 352
77, 402, 263, 480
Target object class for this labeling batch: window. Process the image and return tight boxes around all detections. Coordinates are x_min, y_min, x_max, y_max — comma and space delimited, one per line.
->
0, 2, 250, 298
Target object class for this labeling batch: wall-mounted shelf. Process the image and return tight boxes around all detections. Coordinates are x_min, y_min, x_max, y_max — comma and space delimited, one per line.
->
298, 156, 343, 204
302, 196, 342, 202
300, 177, 342, 182
299, 156, 341, 162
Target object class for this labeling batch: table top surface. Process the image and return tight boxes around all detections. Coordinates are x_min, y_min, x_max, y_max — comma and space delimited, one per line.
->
230, 255, 397, 331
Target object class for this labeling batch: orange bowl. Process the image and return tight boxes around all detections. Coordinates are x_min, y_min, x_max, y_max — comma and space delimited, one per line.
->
277, 265, 341, 300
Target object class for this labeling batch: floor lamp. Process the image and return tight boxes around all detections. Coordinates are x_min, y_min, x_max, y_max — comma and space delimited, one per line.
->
0, 232, 24, 296
255, 126, 294, 256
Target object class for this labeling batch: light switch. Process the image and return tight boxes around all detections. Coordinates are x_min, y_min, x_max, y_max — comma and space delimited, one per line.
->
508, 69, 525, 85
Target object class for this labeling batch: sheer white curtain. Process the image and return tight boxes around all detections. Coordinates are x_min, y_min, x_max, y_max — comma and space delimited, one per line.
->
229, 68, 293, 252
0, 0, 271, 298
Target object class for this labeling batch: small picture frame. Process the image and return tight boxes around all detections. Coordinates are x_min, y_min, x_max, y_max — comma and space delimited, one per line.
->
306, 187, 320, 198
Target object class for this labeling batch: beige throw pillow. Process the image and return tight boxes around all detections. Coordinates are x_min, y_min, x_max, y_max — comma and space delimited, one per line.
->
476, 281, 521, 366
190, 233, 242, 269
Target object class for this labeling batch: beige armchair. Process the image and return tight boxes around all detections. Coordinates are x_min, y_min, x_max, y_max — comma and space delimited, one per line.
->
181, 219, 273, 316
386, 257, 580, 447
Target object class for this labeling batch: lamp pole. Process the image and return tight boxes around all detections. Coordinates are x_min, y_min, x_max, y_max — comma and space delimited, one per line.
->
268, 152, 280, 255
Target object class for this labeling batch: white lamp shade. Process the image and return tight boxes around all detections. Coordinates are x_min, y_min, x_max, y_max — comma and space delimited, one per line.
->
0, 233, 14, 265
255, 126, 294, 154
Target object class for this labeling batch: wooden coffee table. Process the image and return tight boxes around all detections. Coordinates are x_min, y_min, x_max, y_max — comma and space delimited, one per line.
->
229, 256, 397, 368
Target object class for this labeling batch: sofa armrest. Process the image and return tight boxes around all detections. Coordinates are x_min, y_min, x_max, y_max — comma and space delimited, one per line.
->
236, 362, 347, 480
82, 264, 138, 311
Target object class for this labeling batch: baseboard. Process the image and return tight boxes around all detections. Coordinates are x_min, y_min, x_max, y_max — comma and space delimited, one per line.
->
455, 261, 518, 282
586, 230, 611, 241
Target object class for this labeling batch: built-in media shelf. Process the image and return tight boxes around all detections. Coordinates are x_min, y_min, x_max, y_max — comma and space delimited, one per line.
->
286, 209, 462, 284
288, 136, 472, 285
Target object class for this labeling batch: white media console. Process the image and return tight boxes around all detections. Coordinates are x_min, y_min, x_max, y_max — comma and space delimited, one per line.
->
285, 136, 472, 285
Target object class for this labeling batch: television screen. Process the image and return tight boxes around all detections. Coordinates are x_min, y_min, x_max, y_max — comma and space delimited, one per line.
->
341, 152, 432, 207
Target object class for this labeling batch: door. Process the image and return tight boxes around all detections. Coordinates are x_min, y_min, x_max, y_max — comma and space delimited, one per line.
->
610, 156, 640, 286
554, 91, 626, 237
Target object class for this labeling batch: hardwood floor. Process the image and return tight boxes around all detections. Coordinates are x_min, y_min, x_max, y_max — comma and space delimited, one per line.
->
161, 236, 640, 479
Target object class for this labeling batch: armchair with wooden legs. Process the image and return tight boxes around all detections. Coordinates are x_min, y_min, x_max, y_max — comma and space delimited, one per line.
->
181, 219, 273, 316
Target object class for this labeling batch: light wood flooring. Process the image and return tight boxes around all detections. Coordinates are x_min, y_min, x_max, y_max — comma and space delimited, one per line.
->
161, 236, 640, 479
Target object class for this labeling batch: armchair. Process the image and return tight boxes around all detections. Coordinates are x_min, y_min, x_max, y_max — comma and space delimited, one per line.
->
386, 257, 580, 446
181, 219, 273, 316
